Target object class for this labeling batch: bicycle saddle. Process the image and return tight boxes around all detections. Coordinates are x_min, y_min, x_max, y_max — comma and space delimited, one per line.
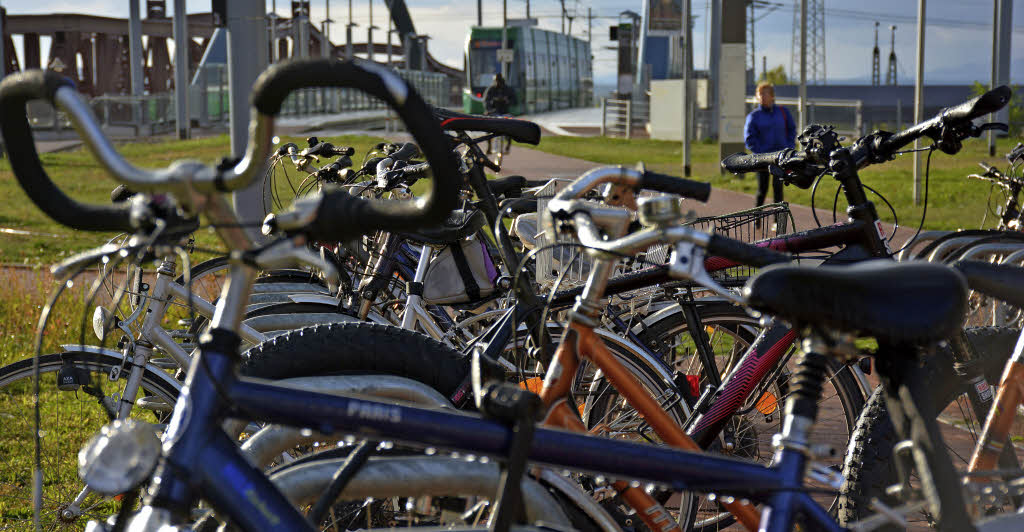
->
402, 208, 487, 245
953, 260, 1024, 310
433, 108, 542, 145
745, 260, 968, 345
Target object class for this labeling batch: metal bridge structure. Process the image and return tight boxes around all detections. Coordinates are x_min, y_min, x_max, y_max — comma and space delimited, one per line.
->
0, 4, 463, 100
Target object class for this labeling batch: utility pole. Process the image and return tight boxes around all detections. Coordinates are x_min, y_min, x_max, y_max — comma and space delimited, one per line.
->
367, 0, 376, 63
129, 0, 144, 122
871, 21, 880, 86
913, 0, 925, 205
561, 0, 566, 33
526, 0, 530, 19
228, 1, 270, 234
501, 0, 508, 78
477, 0, 482, 26
798, 0, 807, 132
270, 1, 278, 63
762, 55, 766, 80
681, 0, 691, 176
886, 25, 897, 85
587, 8, 592, 46
346, 0, 356, 60
172, 0, 189, 139
989, 0, 1013, 156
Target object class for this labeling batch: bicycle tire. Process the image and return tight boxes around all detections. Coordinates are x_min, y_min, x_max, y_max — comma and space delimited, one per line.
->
0, 351, 179, 530
837, 326, 1020, 530
636, 300, 867, 531
241, 322, 470, 398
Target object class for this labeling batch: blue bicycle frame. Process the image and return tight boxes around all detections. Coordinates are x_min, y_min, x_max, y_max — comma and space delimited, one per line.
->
144, 324, 843, 532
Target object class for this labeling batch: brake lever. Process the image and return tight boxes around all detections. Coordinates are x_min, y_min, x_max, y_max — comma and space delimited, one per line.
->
250, 237, 340, 293
667, 242, 743, 304
969, 122, 1009, 138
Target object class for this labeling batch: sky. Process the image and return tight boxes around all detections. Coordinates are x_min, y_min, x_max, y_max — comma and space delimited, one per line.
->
1, 0, 1021, 86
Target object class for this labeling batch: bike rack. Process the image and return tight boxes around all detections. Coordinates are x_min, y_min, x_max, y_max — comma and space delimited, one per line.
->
896, 230, 954, 262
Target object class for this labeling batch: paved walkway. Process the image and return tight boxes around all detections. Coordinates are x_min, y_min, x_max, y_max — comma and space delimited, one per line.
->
500, 146, 907, 246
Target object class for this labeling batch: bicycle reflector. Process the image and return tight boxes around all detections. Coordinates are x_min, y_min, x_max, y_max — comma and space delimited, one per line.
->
78, 420, 160, 496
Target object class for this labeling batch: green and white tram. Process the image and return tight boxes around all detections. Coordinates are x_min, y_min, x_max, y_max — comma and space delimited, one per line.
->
463, 25, 592, 115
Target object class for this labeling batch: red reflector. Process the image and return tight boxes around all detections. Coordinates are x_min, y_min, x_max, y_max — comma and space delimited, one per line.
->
476, 92, 482, 97
685, 374, 700, 398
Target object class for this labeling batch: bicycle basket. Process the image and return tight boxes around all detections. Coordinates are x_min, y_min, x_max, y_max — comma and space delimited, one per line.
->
533, 179, 674, 290
685, 202, 793, 284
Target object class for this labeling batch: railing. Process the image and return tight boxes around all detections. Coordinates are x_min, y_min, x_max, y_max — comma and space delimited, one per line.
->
21, 65, 449, 138
278, 69, 450, 117
746, 96, 863, 138
601, 98, 650, 139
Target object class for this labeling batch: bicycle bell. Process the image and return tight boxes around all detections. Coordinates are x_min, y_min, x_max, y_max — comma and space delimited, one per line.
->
638, 195, 684, 227
78, 419, 161, 496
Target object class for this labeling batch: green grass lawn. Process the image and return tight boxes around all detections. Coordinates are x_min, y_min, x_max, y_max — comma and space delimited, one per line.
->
530, 135, 1024, 232
0, 133, 388, 265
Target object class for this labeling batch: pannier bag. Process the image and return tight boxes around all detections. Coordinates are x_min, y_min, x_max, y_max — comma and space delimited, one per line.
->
421, 235, 499, 304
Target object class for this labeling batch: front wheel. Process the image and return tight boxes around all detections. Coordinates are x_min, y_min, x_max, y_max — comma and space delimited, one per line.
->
0, 351, 179, 529
838, 326, 1021, 530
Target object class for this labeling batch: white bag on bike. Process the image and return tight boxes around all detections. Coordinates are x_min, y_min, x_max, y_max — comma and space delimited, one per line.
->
421, 235, 499, 305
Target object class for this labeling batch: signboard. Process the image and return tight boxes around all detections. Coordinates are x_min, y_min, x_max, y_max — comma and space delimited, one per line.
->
496, 49, 514, 63
649, 0, 682, 32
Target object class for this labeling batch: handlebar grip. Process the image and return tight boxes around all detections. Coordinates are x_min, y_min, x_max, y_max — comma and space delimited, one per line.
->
639, 172, 711, 202
253, 59, 460, 238
389, 142, 420, 162
721, 151, 783, 174
331, 146, 356, 157
0, 70, 135, 232
706, 234, 790, 268
941, 85, 1011, 123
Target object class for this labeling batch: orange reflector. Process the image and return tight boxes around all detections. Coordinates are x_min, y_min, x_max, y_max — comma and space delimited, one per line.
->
755, 392, 779, 415
705, 326, 716, 336
519, 377, 544, 394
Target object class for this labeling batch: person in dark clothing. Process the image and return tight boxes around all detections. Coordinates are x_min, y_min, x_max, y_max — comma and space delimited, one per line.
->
483, 73, 515, 155
483, 73, 514, 116
743, 82, 796, 206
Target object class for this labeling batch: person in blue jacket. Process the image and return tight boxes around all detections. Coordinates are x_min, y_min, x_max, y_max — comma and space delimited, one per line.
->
744, 82, 796, 206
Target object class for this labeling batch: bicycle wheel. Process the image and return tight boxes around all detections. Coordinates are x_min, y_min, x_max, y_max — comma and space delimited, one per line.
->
0, 351, 179, 530
637, 300, 867, 531
838, 326, 1020, 530
267, 455, 597, 531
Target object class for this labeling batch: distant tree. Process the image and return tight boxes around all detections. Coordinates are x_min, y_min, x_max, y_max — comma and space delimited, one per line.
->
971, 81, 1023, 136
758, 65, 789, 86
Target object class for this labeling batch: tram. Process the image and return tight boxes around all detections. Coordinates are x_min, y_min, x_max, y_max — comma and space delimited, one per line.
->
463, 24, 592, 115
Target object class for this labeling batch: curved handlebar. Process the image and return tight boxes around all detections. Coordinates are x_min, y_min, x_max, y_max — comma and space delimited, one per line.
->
0, 59, 461, 239
0, 70, 136, 232
877, 85, 1011, 156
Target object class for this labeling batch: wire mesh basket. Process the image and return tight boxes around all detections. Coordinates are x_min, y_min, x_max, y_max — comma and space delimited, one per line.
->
684, 202, 793, 284
533, 179, 675, 290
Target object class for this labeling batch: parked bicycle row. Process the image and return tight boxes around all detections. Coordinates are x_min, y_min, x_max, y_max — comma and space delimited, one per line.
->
0, 59, 1020, 532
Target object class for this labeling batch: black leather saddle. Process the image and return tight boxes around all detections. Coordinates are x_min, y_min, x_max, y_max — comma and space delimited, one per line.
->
433, 108, 541, 145
954, 260, 1024, 309
745, 260, 968, 345
402, 208, 487, 245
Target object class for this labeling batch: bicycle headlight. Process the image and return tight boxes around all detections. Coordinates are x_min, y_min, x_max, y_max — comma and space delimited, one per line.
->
78, 420, 160, 496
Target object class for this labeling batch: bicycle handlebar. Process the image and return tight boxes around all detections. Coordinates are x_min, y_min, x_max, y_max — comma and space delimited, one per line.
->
0, 70, 136, 232
0, 59, 462, 239
720, 85, 1013, 177
639, 171, 711, 202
